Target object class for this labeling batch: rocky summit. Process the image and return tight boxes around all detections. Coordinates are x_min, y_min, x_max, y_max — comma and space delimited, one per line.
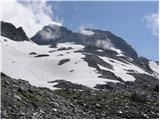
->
31, 25, 138, 60
1, 21, 29, 41
0, 21, 159, 119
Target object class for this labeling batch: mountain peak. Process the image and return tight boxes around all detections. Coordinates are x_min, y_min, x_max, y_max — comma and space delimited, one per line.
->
31, 24, 74, 45
30, 24, 138, 60
1, 21, 29, 41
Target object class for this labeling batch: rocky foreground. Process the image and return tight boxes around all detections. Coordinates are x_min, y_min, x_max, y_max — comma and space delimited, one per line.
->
1, 73, 159, 119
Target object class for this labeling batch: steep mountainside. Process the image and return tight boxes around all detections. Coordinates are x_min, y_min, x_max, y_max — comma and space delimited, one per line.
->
31, 25, 138, 60
1, 22, 159, 90
1, 35, 159, 90
1, 21, 159, 119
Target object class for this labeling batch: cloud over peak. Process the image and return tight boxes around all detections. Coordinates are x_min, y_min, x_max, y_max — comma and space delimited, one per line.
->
2, 0, 62, 38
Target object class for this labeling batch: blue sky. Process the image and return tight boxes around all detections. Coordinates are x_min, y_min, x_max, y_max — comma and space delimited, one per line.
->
51, 1, 158, 61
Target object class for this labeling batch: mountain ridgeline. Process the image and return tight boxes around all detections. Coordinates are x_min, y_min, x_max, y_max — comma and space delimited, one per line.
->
1, 21, 140, 61
1, 21, 159, 119
31, 25, 138, 60
1, 21, 158, 76
1, 21, 29, 41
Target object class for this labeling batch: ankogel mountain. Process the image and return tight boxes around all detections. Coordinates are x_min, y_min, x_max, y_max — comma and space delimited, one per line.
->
1, 21, 159, 119
31, 24, 138, 60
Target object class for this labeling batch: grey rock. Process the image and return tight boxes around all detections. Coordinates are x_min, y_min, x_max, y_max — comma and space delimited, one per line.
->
58, 59, 70, 65
14, 94, 22, 101
1, 21, 29, 41
131, 92, 148, 102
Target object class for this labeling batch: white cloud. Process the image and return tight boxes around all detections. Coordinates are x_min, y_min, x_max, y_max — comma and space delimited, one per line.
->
144, 13, 159, 37
2, 0, 62, 38
96, 39, 113, 49
39, 25, 61, 40
80, 26, 95, 36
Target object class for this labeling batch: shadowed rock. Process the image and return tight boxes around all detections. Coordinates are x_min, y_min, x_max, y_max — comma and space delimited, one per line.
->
1, 21, 29, 41
58, 59, 70, 65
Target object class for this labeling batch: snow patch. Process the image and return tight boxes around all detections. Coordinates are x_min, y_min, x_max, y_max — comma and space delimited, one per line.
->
149, 61, 159, 73
99, 56, 150, 82
96, 49, 103, 52
110, 47, 124, 56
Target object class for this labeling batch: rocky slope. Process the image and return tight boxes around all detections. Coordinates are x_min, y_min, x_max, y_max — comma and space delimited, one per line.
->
1, 73, 159, 119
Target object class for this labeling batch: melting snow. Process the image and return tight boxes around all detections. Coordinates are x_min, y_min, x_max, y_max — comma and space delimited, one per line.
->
1, 36, 157, 90
96, 49, 103, 52
98, 56, 149, 82
149, 61, 159, 73
2, 36, 119, 90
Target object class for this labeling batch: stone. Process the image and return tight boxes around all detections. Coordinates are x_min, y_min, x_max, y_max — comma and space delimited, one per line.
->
14, 94, 22, 101
131, 92, 148, 102
58, 59, 70, 65
119, 111, 122, 114
1, 21, 29, 41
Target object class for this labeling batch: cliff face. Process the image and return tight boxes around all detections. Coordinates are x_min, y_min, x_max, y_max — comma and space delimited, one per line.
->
1, 21, 29, 41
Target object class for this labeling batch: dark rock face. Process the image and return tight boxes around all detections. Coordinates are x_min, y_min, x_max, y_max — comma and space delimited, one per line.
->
84, 54, 113, 70
104, 31, 138, 60
83, 54, 123, 82
154, 85, 159, 92
81, 29, 138, 60
31, 25, 75, 45
83, 45, 117, 58
1, 73, 159, 119
31, 25, 138, 60
48, 80, 90, 91
98, 70, 123, 82
1, 21, 29, 41
139, 56, 152, 72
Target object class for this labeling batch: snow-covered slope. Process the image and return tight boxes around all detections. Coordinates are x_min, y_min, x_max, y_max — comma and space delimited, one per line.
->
98, 56, 149, 82
1, 36, 117, 89
1, 36, 158, 90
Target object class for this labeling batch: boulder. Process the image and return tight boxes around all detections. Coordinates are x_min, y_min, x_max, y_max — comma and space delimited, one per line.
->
131, 92, 148, 102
